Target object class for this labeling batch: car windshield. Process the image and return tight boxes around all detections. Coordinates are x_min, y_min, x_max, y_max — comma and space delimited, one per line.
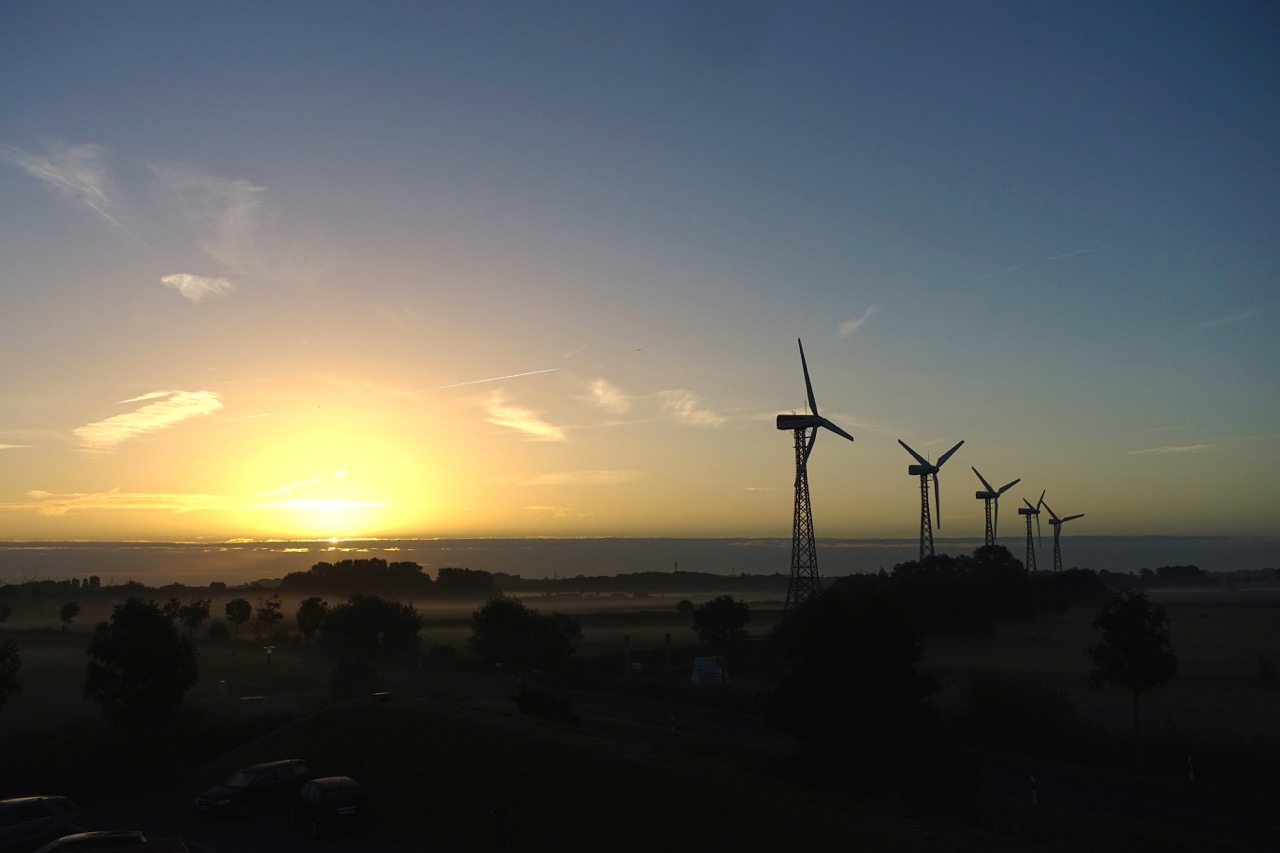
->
221, 770, 257, 788
324, 787, 364, 803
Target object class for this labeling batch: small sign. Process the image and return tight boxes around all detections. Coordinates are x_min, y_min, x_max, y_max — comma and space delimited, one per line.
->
691, 656, 729, 686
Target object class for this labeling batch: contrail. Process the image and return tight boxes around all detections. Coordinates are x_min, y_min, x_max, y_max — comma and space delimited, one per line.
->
396, 368, 559, 396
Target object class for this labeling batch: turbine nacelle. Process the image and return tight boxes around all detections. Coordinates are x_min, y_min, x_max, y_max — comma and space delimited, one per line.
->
776, 339, 854, 468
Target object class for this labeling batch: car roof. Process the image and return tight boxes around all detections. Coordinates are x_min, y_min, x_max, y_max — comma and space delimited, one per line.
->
1, 795, 73, 807
310, 776, 360, 789
241, 758, 308, 772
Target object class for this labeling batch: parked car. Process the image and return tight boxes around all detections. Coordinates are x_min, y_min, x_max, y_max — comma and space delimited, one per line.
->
0, 797, 80, 852
33, 833, 189, 853
193, 759, 313, 817
290, 777, 372, 839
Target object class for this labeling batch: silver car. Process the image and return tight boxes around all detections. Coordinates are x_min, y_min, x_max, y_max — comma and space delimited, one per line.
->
0, 797, 80, 852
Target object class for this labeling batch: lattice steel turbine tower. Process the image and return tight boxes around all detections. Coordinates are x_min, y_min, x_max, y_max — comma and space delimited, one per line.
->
1042, 499, 1084, 573
777, 339, 854, 610
972, 467, 1020, 547
1018, 490, 1045, 573
898, 438, 964, 562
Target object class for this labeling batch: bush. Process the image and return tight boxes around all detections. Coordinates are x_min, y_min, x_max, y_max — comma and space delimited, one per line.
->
957, 671, 1081, 756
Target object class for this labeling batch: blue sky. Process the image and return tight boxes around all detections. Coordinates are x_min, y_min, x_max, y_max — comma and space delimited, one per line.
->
1, 2, 1277, 551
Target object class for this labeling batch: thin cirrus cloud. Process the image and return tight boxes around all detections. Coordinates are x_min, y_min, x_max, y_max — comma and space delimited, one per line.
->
161, 273, 235, 301
522, 470, 645, 486
17, 488, 386, 516
152, 163, 268, 275
254, 470, 347, 498
1127, 444, 1214, 455
1, 140, 144, 244
657, 390, 725, 428
1196, 309, 1257, 333
838, 305, 882, 338
484, 391, 567, 441
583, 378, 632, 414
73, 391, 223, 452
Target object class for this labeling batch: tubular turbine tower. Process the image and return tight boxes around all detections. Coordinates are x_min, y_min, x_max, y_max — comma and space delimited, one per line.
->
898, 438, 964, 562
776, 339, 854, 610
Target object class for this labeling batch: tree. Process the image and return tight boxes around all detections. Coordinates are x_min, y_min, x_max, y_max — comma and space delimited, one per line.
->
225, 597, 251, 644
296, 597, 329, 646
84, 598, 199, 731
0, 602, 12, 628
178, 599, 211, 638
255, 594, 284, 642
59, 601, 81, 633
468, 597, 582, 671
318, 595, 422, 657
770, 587, 974, 804
1087, 589, 1178, 744
161, 597, 183, 622
0, 641, 21, 711
691, 595, 750, 653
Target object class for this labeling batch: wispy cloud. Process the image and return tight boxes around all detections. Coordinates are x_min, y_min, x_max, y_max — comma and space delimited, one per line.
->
73, 390, 223, 452
484, 391, 566, 441
391, 368, 559, 398
152, 164, 268, 274
1, 141, 144, 243
1127, 445, 1213, 456
255, 470, 347, 497
522, 470, 645, 486
16, 489, 386, 516
1048, 248, 1096, 261
0, 444, 32, 451
1196, 308, 1257, 333
837, 305, 882, 338
583, 378, 631, 414
657, 390, 725, 427
161, 273, 235, 301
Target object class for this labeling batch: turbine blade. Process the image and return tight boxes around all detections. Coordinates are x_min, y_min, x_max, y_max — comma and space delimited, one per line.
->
1064, 513, 1084, 523
937, 439, 964, 467
1022, 497, 1037, 511
898, 439, 930, 467
1037, 489, 1045, 510
1036, 514, 1042, 544
1041, 500, 1059, 521
972, 466, 995, 493
933, 472, 942, 529
997, 478, 1021, 495
819, 417, 855, 442
801, 427, 818, 468
798, 339, 819, 416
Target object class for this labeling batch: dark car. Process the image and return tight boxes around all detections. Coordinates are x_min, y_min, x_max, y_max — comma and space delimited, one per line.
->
290, 777, 372, 839
193, 759, 313, 817
0, 797, 81, 852
33, 833, 189, 853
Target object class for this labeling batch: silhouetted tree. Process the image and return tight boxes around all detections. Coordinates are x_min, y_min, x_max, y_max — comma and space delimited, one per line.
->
178, 598, 211, 638
469, 597, 537, 669
84, 598, 199, 731
0, 602, 11, 628
225, 597, 251, 644
296, 596, 329, 646
0, 641, 21, 711
468, 597, 583, 671
675, 599, 695, 616
770, 587, 975, 805
691, 595, 750, 656
161, 597, 183, 622
59, 601, 81, 632
1087, 589, 1178, 745
255, 594, 284, 642
436, 567, 497, 598
318, 595, 422, 657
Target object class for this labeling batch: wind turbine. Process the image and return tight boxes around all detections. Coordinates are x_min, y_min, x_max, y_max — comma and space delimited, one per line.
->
972, 467, 1021, 547
898, 438, 964, 563
1018, 490, 1044, 573
777, 339, 854, 610
1042, 499, 1084, 573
